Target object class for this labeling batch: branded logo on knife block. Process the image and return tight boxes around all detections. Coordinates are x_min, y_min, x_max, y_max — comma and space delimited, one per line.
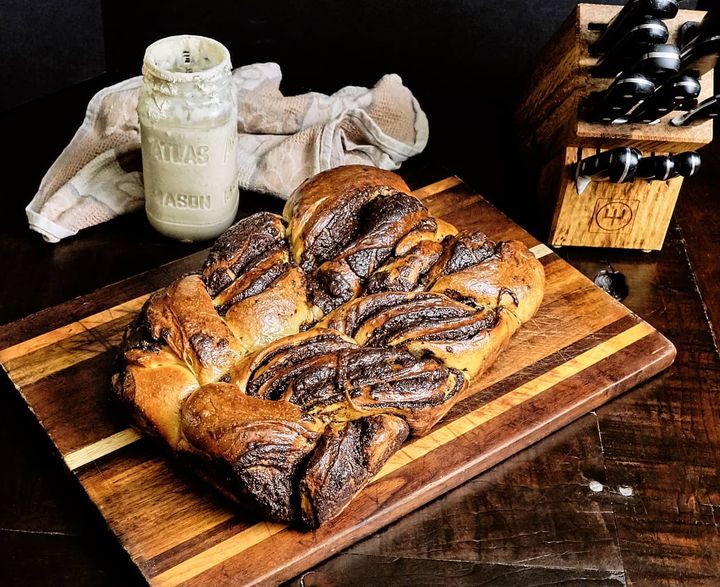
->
590, 199, 639, 233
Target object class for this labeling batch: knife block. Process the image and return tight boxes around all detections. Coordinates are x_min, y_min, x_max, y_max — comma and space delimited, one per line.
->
516, 3, 714, 251
538, 147, 682, 251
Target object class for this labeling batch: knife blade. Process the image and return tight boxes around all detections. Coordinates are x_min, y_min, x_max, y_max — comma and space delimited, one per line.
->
670, 152, 702, 178
584, 73, 656, 124
635, 154, 675, 180
594, 18, 669, 78
591, 0, 679, 56
625, 74, 701, 124
627, 43, 681, 79
670, 94, 720, 127
680, 10, 720, 76
575, 147, 642, 194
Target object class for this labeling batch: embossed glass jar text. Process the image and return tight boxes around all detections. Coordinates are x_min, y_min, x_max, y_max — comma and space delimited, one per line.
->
138, 35, 238, 241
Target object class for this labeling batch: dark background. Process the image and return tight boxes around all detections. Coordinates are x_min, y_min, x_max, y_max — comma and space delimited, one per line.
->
0, 2, 715, 585
0, 0, 704, 211
6, 0, 651, 111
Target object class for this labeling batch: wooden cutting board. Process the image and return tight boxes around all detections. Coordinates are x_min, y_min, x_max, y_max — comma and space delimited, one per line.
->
0, 176, 675, 586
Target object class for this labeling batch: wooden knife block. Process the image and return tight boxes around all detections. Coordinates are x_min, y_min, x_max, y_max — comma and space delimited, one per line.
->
516, 3, 713, 251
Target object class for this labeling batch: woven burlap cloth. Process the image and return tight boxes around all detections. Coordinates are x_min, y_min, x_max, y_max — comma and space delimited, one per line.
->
26, 63, 429, 242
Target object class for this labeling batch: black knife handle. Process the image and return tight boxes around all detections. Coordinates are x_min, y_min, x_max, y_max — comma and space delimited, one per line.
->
681, 10, 720, 49
670, 152, 702, 178
594, 19, 669, 78
635, 155, 675, 180
591, 0, 679, 55
585, 74, 656, 124
577, 148, 642, 183
680, 10, 720, 76
627, 43, 681, 79
679, 21, 702, 51
670, 94, 720, 126
627, 75, 701, 124
680, 36, 720, 77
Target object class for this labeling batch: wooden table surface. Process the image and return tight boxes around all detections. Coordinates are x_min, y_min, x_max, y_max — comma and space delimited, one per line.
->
2, 83, 720, 586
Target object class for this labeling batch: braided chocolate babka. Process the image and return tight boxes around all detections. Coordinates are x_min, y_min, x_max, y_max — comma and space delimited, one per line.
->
113, 165, 545, 528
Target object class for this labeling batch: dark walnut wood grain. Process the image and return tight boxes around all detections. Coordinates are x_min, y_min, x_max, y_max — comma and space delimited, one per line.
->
0, 175, 675, 586
557, 223, 720, 587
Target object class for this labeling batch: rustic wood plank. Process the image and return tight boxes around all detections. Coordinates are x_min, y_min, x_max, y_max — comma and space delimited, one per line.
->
345, 413, 623, 573
0, 176, 676, 586
674, 140, 720, 345
285, 552, 627, 586
0, 528, 145, 587
64, 428, 142, 471
0, 251, 209, 350
556, 222, 720, 585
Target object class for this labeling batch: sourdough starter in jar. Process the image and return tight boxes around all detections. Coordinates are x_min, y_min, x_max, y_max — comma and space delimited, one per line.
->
138, 35, 238, 241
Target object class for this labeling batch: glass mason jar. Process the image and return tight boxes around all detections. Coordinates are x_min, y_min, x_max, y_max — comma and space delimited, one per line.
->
138, 35, 239, 241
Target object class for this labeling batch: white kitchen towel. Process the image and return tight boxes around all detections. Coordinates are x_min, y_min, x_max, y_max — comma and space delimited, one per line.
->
26, 62, 429, 242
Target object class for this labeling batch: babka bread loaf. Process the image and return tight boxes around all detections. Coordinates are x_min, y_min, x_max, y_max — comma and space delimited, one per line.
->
113, 165, 545, 528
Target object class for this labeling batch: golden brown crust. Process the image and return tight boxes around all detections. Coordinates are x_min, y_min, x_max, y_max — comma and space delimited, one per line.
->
211, 248, 290, 311
308, 190, 428, 306
202, 212, 287, 297
228, 328, 465, 435
223, 266, 318, 353
228, 328, 357, 397
430, 239, 546, 324
144, 275, 245, 384
180, 383, 325, 521
365, 239, 444, 293
320, 290, 521, 380
114, 346, 199, 448
366, 217, 456, 294
338, 346, 466, 436
283, 166, 414, 276
115, 164, 546, 528
403, 307, 520, 380
283, 165, 411, 245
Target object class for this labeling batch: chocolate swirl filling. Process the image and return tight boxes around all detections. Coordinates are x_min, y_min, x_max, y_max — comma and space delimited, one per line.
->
306, 191, 431, 313
202, 212, 288, 297
438, 231, 497, 276
239, 330, 465, 433
322, 291, 499, 348
244, 332, 356, 399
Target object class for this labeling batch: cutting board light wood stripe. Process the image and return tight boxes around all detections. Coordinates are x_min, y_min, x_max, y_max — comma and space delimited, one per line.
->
153, 522, 288, 587
64, 428, 143, 471
0, 294, 150, 364
0, 176, 675, 586
410, 175, 463, 198
374, 320, 653, 480
529, 243, 554, 259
